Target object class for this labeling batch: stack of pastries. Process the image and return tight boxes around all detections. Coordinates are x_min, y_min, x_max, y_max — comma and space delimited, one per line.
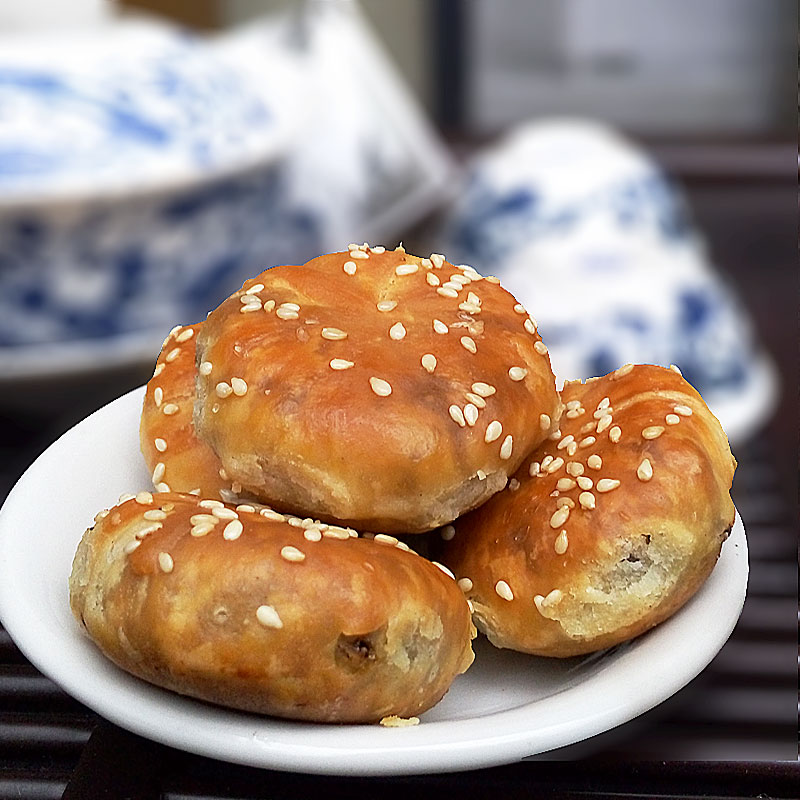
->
69, 245, 737, 723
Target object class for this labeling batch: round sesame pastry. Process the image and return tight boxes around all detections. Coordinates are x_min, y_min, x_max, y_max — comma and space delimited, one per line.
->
69, 493, 475, 723
193, 244, 561, 533
140, 323, 243, 503
436, 364, 737, 658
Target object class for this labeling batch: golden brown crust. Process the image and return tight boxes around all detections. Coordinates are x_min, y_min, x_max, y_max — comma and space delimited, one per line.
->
438, 364, 737, 657
140, 323, 239, 502
69, 493, 475, 722
193, 246, 561, 533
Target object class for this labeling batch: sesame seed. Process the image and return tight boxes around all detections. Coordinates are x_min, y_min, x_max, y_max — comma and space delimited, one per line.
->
263, 300, 276, 312
440, 524, 456, 541
467, 291, 481, 306
244, 283, 265, 295
343, 260, 357, 275
541, 455, 554, 470
598, 397, 611, 409
199, 361, 213, 376
260, 509, 286, 522
330, 358, 355, 370
550, 506, 570, 528
577, 476, 593, 490
533, 341, 548, 355
275, 307, 299, 320
321, 327, 347, 340
459, 302, 481, 314
389, 322, 407, 340
533, 595, 545, 613
176, 327, 195, 343
190, 514, 218, 526
158, 552, 174, 573
508, 366, 527, 381
579, 436, 597, 448
670, 364, 683, 376
124, 540, 141, 554
153, 363, 165, 377
420, 353, 437, 373
350, 250, 369, 259
460, 336, 477, 353
609, 426, 622, 443
370, 377, 392, 396
426, 272, 441, 286
579, 491, 596, 509
495, 580, 514, 601
143, 509, 167, 521
596, 414, 613, 433
430, 253, 445, 268
465, 392, 486, 408
155, 482, 170, 493
460, 403, 477, 426
554, 530, 568, 555
642, 426, 665, 440
449, 405, 466, 427
596, 478, 621, 493
543, 589, 563, 607
375, 533, 399, 546
395, 263, 418, 277
566, 462, 584, 477
565, 409, 584, 419
223, 519, 244, 540
152, 463, 165, 484
529, 461, 540, 477
522, 319, 536, 336
281, 546, 306, 563
546, 456, 565, 473
587, 454, 602, 470
674, 404, 693, 417
557, 434, 575, 451
212, 507, 239, 520
165, 348, 181, 363
303, 528, 322, 542
235, 505, 256, 513
240, 294, 262, 306
477, 469, 487, 480
613, 363, 634, 379
216, 382, 232, 399
437, 287, 459, 299
199, 499, 224, 508
231, 377, 248, 396
513, 303, 526, 314
539, 413, 551, 431
377, 300, 397, 312
484, 420, 502, 443
637, 459, 654, 481
256, 605, 283, 629
499, 434, 514, 460
666, 413, 680, 425
508, 478, 520, 491
371, 245, 386, 254
433, 319, 449, 334
457, 577, 473, 593
134, 491, 153, 506
566, 399, 581, 410
557, 478, 576, 491
153, 387, 163, 407
472, 382, 496, 397
433, 562, 456, 580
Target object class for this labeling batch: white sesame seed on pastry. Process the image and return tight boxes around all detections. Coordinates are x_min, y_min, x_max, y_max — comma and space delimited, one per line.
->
69, 493, 475, 723
140, 323, 243, 503
437, 364, 737, 658
193, 245, 561, 534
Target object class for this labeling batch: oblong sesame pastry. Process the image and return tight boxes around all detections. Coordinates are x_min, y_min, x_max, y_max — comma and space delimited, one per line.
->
69, 493, 475, 722
140, 323, 240, 503
437, 364, 736, 657
193, 245, 561, 533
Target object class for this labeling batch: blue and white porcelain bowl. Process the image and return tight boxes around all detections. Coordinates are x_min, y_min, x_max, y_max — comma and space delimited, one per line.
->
0, 18, 322, 358
436, 119, 777, 441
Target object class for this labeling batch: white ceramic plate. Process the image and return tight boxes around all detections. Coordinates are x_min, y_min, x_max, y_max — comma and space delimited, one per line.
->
0, 388, 748, 776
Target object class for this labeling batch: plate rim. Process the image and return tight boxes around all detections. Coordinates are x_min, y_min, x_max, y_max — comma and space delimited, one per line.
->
0, 387, 749, 775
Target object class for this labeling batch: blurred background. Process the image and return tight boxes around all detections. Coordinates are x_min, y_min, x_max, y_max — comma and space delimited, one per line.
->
0, 0, 796, 793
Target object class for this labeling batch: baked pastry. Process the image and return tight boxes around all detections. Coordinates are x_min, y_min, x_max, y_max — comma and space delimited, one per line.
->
140, 323, 239, 502
193, 244, 561, 533
437, 364, 736, 657
69, 493, 475, 722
